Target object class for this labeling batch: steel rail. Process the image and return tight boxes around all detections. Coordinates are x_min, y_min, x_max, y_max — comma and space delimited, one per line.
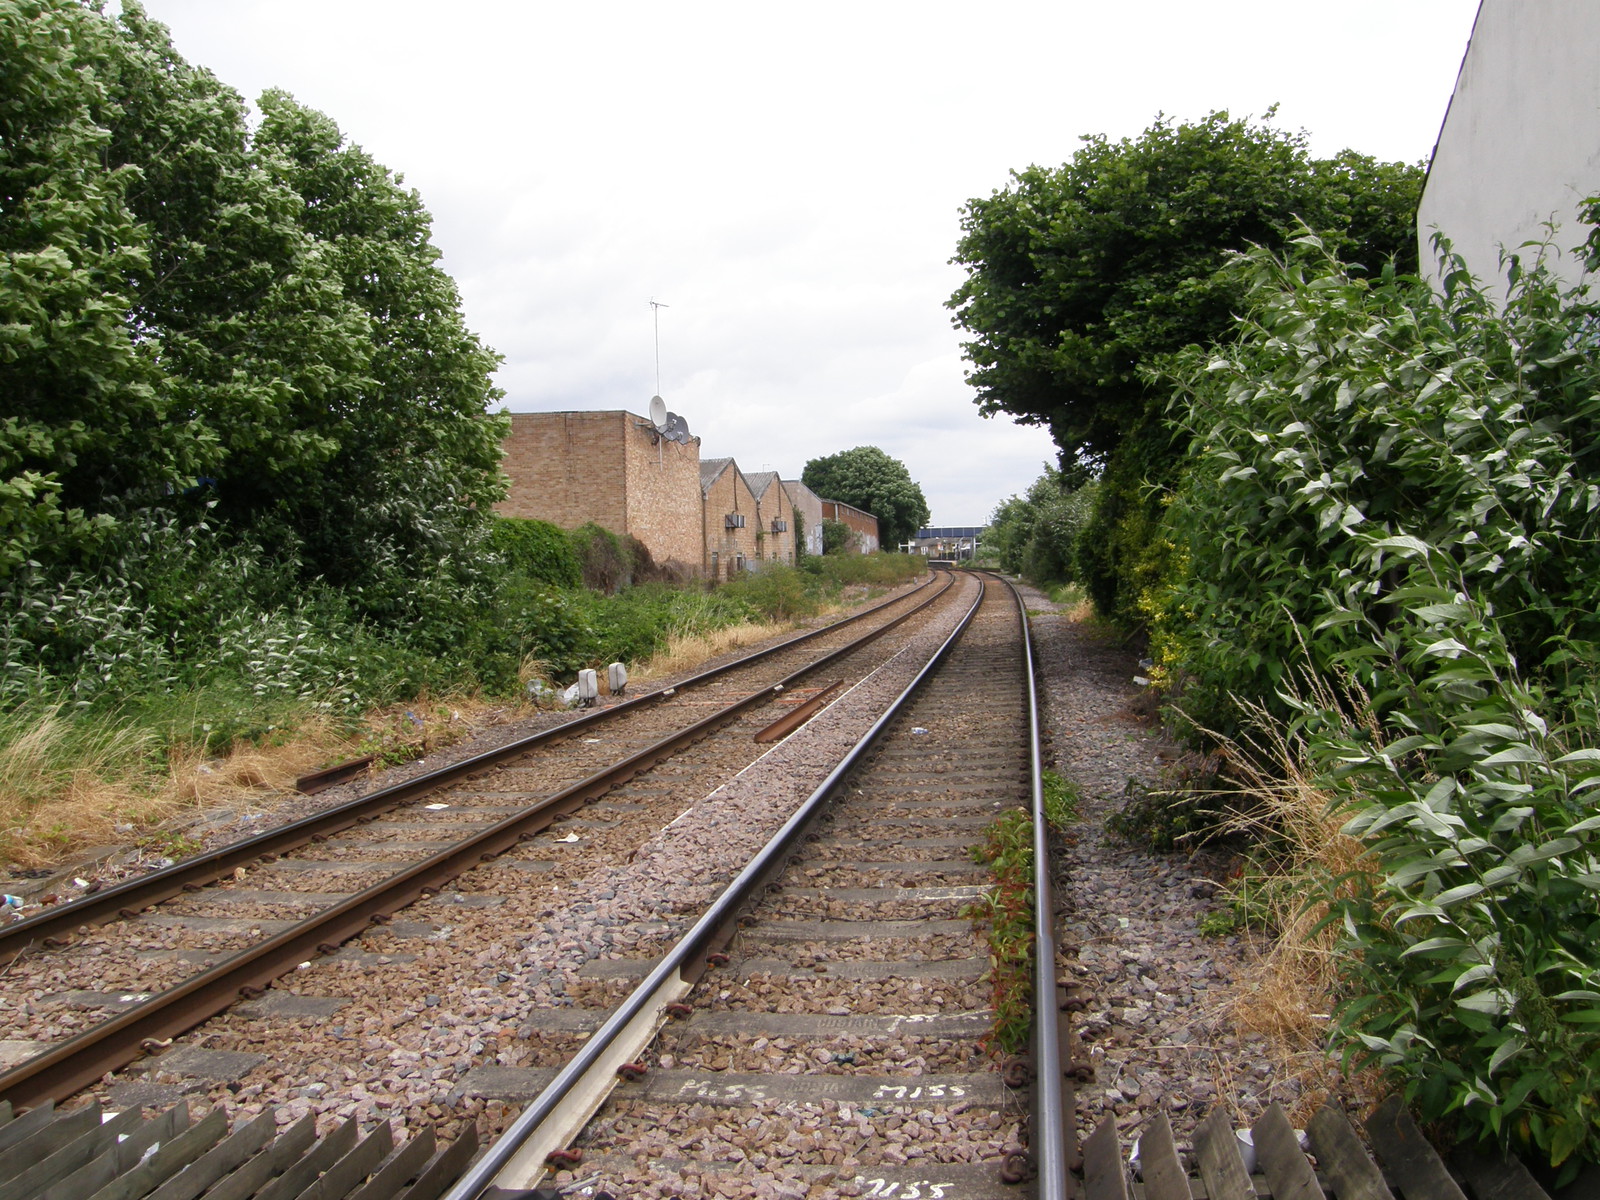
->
0, 570, 962, 1110
0, 571, 951, 965
441, 573, 994, 1200
1005, 573, 1076, 1200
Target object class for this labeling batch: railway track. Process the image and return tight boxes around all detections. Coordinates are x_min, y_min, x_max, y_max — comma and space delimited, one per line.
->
0, 566, 1565, 1200
443, 571, 1068, 1199
0, 572, 959, 1109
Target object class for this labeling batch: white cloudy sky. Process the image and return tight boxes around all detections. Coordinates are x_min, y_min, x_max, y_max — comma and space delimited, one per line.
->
136, 0, 1481, 526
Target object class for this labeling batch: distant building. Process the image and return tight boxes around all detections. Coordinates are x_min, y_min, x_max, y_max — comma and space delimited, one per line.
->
497, 410, 884, 576
1418, 0, 1600, 298
743, 471, 796, 565
783, 479, 825, 556
821, 500, 879, 555
497, 410, 702, 568
907, 526, 985, 560
700, 457, 760, 581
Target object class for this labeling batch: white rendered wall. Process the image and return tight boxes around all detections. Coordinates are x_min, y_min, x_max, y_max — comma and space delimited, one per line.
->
1418, 0, 1600, 299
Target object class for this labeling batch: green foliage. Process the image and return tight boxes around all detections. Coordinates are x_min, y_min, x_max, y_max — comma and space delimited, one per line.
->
564, 523, 675, 594
1159, 232, 1600, 738
720, 564, 820, 621
949, 109, 1422, 467
489, 517, 582, 588
807, 550, 927, 589
0, 0, 200, 575
0, 0, 507, 615
1041, 767, 1080, 829
801, 446, 931, 550
1108, 778, 1229, 853
819, 519, 854, 555
1197, 909, 1236, 938
1155, 230, 1600, 1175
247, 89, 507, 594
950, 110, 1421, 635
966, 809, 1036, 1056
989, 467, 1097, 585
1071, 415, 1183, 628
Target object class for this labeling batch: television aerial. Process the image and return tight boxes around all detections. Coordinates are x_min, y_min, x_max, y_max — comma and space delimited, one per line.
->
645, 299, 694, 444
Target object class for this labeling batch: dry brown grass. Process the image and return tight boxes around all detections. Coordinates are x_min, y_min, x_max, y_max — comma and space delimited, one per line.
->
1191, 680, 1384, 1120
0, 695, 532, 871
628, 619, 796, 685
0, 607, 839, 872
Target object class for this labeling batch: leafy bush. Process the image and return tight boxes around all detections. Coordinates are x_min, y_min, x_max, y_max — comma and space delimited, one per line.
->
820, 519, 855, 555
988, 469, 1097, 585
721, 564, 821, 621
1159, 232, 1600, 739
1158, 229, 1600, 1175
806, 550, 926, 589
564, 522, 682, 593
489, 517, 582, 587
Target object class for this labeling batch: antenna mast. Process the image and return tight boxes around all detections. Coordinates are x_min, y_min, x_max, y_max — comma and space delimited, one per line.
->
649, 298, 670, 396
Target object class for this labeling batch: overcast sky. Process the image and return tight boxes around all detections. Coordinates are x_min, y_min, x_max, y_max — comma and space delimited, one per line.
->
136, 1, 1480, 527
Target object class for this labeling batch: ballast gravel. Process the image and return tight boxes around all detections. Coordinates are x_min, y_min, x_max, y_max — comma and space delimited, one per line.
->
1019, 583, 1334, 1160
78, 576, 981, 1154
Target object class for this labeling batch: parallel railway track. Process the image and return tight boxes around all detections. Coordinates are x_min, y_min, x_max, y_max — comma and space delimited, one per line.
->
0, 573, 958, 1109
444, 571, 1071, 1199
0, 567, 1563, 1200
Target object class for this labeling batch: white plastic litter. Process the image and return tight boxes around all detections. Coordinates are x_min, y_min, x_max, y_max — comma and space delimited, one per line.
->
576, 668, 599, 707
1236, 1129, 1257, 1173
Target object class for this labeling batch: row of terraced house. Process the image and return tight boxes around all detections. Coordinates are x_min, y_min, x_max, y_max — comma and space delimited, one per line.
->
495, 410, 879, 581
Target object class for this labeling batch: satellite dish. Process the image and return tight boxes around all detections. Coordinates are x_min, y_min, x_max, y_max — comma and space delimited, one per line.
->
649, 395, 668, 430
664, 412, 691, 443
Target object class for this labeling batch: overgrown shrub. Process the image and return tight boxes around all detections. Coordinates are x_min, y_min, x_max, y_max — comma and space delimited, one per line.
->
1157, 229, 1600, 1175
489, 516, 582, 587
820, 519, 855, 555
1159, 232, 1600, 739
988, 468, 1097, 585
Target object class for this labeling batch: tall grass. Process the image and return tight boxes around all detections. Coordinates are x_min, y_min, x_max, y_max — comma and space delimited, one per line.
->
0, 548, 926, 868
1177, 677, 1382, 1123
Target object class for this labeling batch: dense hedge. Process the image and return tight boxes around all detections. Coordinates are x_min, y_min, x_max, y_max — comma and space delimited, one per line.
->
1158, 231, 1600, 1175
488, 517, 582, 588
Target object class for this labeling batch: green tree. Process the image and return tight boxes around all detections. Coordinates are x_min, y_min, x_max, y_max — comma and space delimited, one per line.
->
801, 446, 931, 550
988, 468, 1096, 582
92, 4, 504, 606
99, 5, 370, 559
249, 90, 507, 603
0, 0, 202, 576
948, 110, 1422, 627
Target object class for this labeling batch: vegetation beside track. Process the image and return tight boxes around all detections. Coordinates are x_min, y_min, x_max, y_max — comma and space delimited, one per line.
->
0, 545, 925, 869
967, 769, 1079, 1056
0, 4, 932, 871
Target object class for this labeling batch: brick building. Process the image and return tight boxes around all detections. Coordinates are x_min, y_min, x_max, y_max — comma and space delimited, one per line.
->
496, 411, 703, 568
498, 410, 882, 574
700, 457, 761, 580
783, 480, 825, 557
821, 499, 880, 554
743, 471, 796, 565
